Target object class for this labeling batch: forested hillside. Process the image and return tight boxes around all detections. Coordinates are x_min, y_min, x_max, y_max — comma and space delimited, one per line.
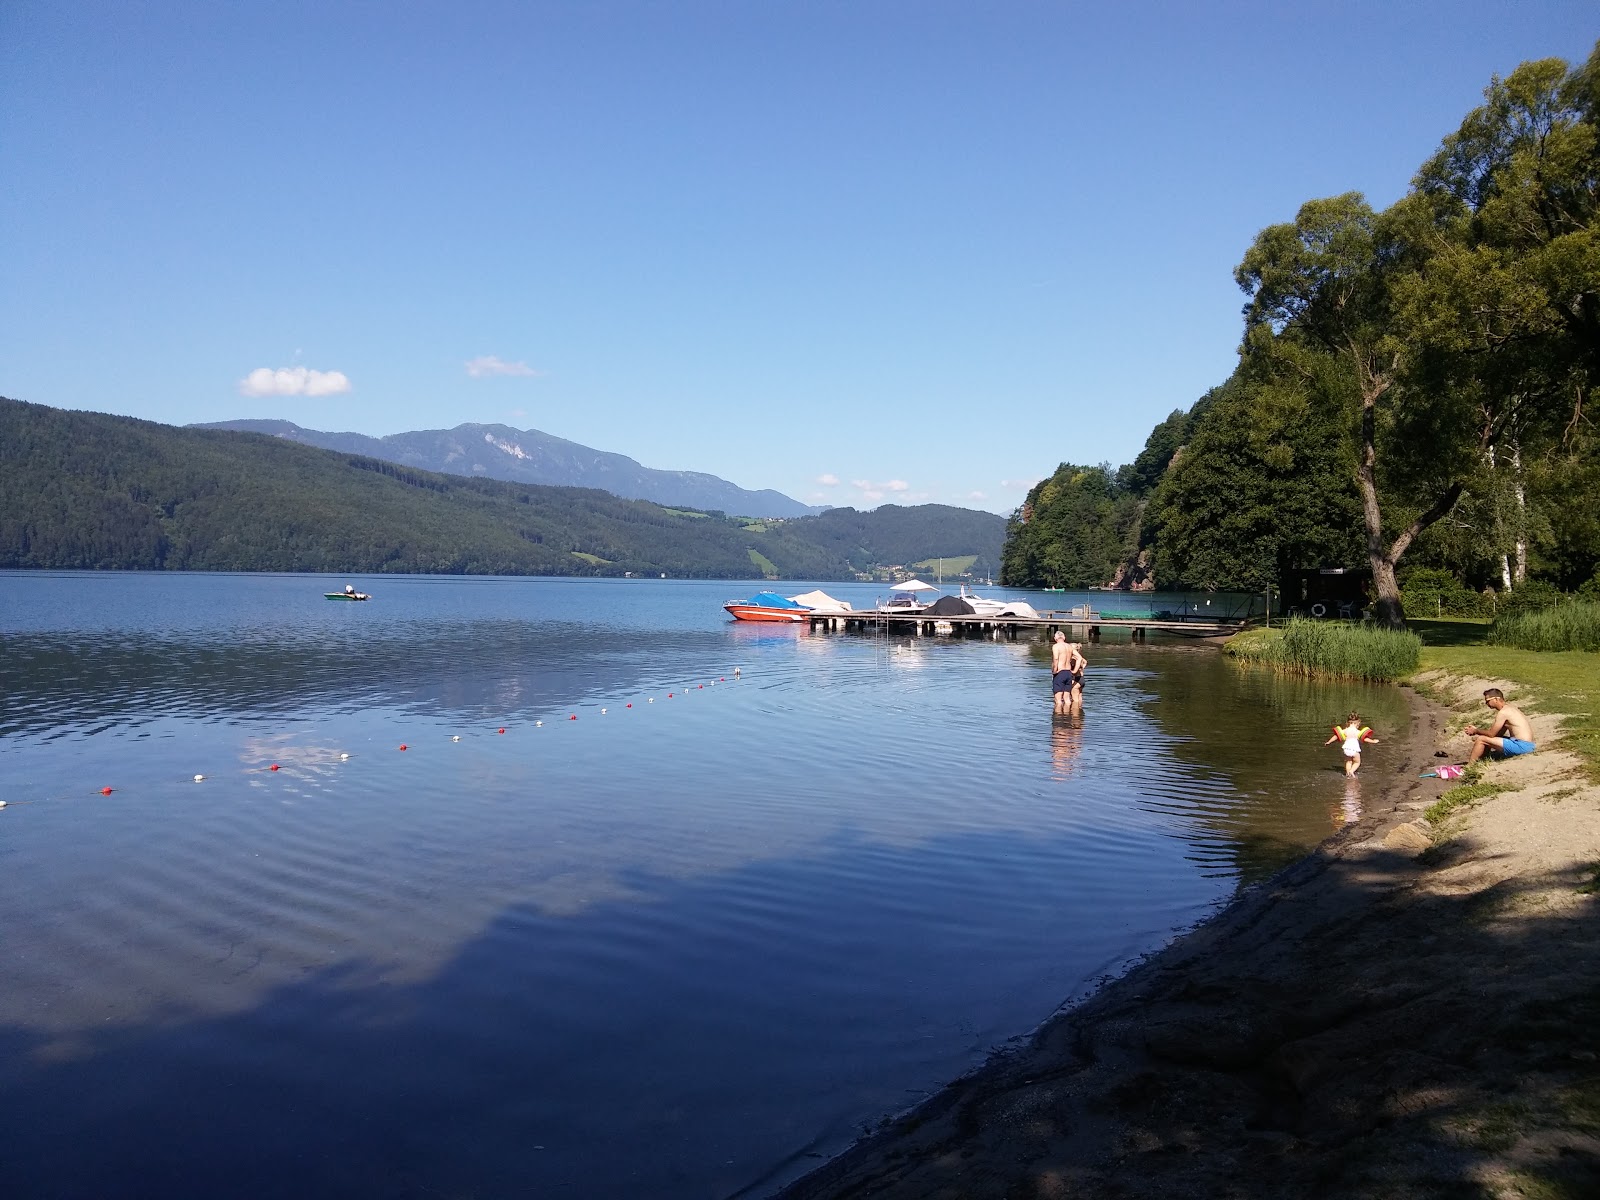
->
1003, 43, 1600, 617
0, 398, 1000, 579
192, 418, 824, 518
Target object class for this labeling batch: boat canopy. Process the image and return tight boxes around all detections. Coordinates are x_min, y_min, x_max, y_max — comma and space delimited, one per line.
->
788, 589, 851, 612
890, 579, 940, 592
923, 595, 976, 616
746, 591, 807, 608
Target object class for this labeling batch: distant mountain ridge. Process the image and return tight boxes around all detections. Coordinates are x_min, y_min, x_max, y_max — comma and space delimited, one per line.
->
191, 419, 825, 518
2, 396, 1004, 579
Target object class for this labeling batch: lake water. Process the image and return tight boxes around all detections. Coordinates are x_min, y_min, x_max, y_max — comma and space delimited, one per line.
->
0, 572, 1407, 1199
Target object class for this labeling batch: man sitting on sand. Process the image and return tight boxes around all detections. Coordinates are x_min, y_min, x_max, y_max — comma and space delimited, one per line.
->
1465, 688, 1537, 764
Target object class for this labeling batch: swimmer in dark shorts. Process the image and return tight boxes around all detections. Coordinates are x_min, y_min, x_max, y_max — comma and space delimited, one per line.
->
1050, 631, 1085, 714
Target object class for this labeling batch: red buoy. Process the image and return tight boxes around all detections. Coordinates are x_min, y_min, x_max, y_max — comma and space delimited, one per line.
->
569, 714, 576, 720
626, 703, 632, 708
100, 786, 114, 795
399, 744, 408, 751
498, 727, 506, 734
269, 764, 280, 771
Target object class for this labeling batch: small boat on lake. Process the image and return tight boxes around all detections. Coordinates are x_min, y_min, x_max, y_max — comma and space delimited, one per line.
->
724, 591, 811, 622
875, 578, 941, 614
953, 585, 1041, 619
326, 586, 372, 601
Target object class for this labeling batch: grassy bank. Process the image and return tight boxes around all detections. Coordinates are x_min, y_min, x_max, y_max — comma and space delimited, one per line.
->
1228, 618, 1422, 681
1409, 617, 1600, 778
1489, 598, 1600, 652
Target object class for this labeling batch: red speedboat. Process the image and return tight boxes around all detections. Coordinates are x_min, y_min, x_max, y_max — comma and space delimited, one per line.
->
723, 592, 812, 622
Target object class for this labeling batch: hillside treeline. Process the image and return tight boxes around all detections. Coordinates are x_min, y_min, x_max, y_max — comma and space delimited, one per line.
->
0, 398, 1002, 579
1004, 43, 1600, 623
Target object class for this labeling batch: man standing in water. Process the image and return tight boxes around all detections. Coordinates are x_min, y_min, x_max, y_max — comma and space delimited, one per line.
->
1465, 688, 1537, 764
1051, 631, 1085, 715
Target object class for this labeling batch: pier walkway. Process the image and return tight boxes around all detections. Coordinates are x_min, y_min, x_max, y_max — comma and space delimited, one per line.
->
806, 608, 1248, 641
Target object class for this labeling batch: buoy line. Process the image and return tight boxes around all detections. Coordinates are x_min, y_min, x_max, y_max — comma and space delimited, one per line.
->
1, 671, 743, 811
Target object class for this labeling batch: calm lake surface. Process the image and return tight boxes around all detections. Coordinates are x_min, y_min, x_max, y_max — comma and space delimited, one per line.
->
0, 572, 1408, 1199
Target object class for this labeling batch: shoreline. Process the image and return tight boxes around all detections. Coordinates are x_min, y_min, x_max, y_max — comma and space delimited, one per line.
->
774, 680, 1600, 1198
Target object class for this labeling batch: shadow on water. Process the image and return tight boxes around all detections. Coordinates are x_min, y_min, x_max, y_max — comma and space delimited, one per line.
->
0, 822, 1164, 1200
8, 845, 1597, 1200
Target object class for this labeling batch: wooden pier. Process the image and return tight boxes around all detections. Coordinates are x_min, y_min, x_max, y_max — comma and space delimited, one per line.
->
804, 609, 1247, 641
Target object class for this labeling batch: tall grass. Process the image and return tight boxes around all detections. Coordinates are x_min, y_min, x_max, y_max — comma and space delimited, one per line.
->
1230, 619, 1422, 682
1488, 599, 1600, 652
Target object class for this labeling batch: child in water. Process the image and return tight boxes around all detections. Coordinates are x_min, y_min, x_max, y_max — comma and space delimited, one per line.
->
1324, 711, 1379, 777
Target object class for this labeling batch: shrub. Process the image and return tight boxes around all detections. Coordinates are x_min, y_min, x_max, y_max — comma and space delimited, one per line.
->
1489, 599, 1600, 652
1493, 578, 1565, 619
1400, 567, 1489, 618
1230, 618, 1421, 681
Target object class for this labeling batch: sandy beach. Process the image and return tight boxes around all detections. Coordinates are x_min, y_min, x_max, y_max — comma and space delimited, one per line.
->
777, 678, 1600, 1199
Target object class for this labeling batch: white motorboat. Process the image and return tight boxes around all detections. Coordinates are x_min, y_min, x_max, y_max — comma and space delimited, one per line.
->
957, 585, 1039, 619
875, 578, 940, 613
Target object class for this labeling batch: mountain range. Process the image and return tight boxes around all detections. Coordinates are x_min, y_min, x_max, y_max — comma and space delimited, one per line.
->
3, 396, 1004, 579
191, 419, 824, 518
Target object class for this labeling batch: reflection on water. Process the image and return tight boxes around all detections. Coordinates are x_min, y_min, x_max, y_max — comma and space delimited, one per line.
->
1050, 710, 1085, 779
0, 572, 1406, 1199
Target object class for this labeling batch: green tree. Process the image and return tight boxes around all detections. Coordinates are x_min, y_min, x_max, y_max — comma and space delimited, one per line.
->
1145, 367, 1364, 592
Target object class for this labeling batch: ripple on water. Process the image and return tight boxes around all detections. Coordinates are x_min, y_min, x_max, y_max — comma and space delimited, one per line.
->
0, 574, 1411, 1199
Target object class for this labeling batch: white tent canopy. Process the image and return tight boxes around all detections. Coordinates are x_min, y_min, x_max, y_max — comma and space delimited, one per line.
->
889, 579, 940, 592
788, 589, 852, 612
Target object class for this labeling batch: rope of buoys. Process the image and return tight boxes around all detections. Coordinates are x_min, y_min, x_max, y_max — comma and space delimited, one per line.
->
2, 667, 745, 811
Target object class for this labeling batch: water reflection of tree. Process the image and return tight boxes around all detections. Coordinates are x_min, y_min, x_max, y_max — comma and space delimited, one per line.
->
1114, 646, 1412, 884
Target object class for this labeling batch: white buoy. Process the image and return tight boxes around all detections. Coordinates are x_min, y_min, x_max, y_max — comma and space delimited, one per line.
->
0, 800, 8, 808
451, 735, 461, 742
648, 697, 654, 703
601, 708, 607, 715
194, 774, 205, 782
535, 720, 543, 727
734, 667, 741, 677
340, 753, 351, 761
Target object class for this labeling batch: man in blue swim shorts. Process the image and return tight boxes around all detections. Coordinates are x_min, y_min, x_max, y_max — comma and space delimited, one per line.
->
1465, 688, 1537, 764
1051, 631, 1085, 715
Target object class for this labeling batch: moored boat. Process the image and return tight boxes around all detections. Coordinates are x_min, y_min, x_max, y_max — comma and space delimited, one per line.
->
874, 578, 940, 614
326, 585, 372, 601
724, 591, 811, 622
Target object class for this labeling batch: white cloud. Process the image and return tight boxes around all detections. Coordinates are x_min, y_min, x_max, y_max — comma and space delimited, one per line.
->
816, 473, 840, 486
238, 367, 352, 397
466, 355, 541, 378
1000, 477, 1042, 490
850, 478, 913, 504
968, 490, 988, 501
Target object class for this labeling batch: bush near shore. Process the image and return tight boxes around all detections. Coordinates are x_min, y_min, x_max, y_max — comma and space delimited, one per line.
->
1229, 619, 1422, 682
1489, 598, 1600, 652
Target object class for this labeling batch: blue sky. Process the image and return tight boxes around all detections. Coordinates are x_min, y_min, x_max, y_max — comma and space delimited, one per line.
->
2, 3, 1593, 514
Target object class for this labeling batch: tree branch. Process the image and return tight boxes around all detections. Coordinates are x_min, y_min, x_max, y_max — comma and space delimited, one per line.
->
1388, 481, 1466, 563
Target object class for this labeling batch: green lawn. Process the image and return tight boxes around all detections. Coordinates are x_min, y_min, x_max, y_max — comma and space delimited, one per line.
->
912, 554, 978, 577
570, 551, 613, 565
1409, 618, 1600, 778
747, 548, 778, 577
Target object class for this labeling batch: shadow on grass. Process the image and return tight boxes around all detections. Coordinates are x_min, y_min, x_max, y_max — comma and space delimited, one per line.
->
1409, 618, 1492, 648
